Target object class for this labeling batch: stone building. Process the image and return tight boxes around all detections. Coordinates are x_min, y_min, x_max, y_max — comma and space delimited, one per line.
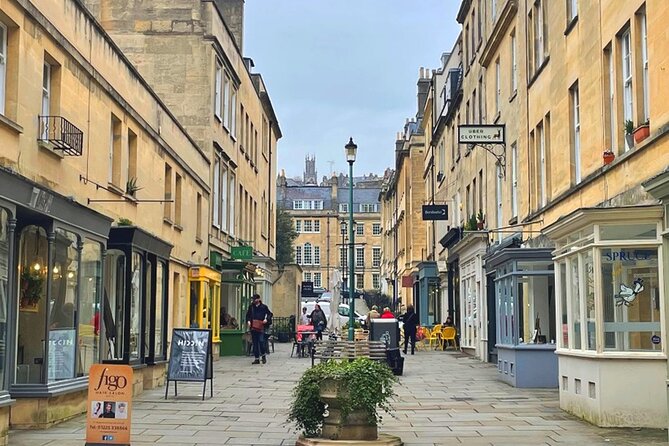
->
380, 75, 430, 321
0, 0, 210, 438
81, 0, 282, 355
277, 159, 384, 301
424, 0, 669, 429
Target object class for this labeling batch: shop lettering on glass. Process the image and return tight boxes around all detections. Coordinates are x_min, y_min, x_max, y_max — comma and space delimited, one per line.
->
603, 249, 654, 307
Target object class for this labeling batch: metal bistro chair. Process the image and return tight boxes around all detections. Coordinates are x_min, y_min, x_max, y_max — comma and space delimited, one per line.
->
441, 326, 457, 350
426, 326, 442, 350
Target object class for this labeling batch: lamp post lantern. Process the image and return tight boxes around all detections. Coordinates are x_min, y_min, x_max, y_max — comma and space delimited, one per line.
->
345, 137, 357, 341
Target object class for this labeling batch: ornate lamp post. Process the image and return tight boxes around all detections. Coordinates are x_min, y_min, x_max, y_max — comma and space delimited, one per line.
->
345, 137, 357, 341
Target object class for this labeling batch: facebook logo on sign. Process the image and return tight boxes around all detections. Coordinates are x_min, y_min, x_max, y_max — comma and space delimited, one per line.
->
102, 435, 114, 440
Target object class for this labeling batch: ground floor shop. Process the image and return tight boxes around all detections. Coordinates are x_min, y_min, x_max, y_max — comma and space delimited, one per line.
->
545, 205, 666, 427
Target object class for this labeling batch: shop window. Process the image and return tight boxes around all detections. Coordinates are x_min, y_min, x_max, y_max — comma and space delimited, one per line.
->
79, 240, 102, 376
129, 252, 142, 360
144, 258, 153, 360
221, 282, 241, 331
602, 247, 660, 351
569, 257, 582, 349
600, 223, 656, 241
0, 209, 10, 389
558, 262, 568, 348
103, 249, 125, 360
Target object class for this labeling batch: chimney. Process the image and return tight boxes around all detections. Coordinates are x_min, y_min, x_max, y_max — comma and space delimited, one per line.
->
417, 66, 431, 120
215, 0, 245, 52
330, 174, 338, 203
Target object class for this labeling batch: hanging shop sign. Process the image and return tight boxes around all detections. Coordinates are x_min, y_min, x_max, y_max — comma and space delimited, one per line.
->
458, 124, 505, 144
401, 276, 414, 288
422, 204, 448, 221
48, 328, 76, 381
85, 364, 133, 446
231, 245, 253, 260
301, 281, 316, 297
165, 328, 213, 400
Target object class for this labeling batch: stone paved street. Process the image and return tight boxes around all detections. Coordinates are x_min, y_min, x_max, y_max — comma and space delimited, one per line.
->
10, 343, 667, 446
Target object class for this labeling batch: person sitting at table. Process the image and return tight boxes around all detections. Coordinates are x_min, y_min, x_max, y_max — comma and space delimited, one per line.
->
380, 307, 395, 319
309, 304, 327, 341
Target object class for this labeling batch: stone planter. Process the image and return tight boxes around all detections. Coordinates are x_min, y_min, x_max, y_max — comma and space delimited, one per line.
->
319, 378, 377, 441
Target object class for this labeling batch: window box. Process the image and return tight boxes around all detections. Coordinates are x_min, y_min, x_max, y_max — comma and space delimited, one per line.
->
633, 123, 650, 144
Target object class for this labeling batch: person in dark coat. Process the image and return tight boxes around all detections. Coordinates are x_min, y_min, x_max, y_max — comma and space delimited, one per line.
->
309, 303, 327, 340
400, 305, 419, 355
245, 293, 272, 364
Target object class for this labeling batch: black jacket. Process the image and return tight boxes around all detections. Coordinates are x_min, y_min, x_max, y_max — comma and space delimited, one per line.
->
246, 303, 271, 324
400, 310, 418, 331
310, 309, 327, 327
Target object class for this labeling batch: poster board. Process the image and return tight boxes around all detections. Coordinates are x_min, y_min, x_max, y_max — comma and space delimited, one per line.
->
48, 328, 76, 381
85, 364, 133, 446
165, 328, 213, 400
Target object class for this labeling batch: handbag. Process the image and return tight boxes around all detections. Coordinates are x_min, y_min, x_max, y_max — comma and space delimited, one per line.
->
251, 319, 264, 331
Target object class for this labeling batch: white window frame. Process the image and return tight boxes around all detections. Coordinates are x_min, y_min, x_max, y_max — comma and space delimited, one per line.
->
304, 272, 312, 282
607, 47, 617, 152
372, 223, 382, 235
621, 28, 633, 151
339, 203, 348, 213
230, 87, 238, 139
356, 247, 364, 268
223, 74, 230, 129
372, 273, 380, 290
340, 247, 347, 269
293, 200, 303, 210
495, 58, 501, 114
356, 223, 364, 236
496, 164, 503, 236
295, 220, 302, 233
214, 61, 222, 119
571, 84, 581, 183
372, 247, 381, 268
538, 124, 547, 207
229, 172, 236, 236
296, 246, 302, 265
0, 23, 6, 115
314, 246, 321, 265
314, 220, 320, 233
304, 243, 313, 265
567, 0, 578, 22
356, 273, 364, 290
491, 0, 497, 21
511, 32, 517, 92
304, 219, 313, 233
313, 272, 322, 288
41, 62, 51, 140
641, 13, 649, 122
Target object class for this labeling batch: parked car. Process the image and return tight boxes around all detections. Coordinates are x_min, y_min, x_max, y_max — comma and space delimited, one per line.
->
301, 301, 366, 328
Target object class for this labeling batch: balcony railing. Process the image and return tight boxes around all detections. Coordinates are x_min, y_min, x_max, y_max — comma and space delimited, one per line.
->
38, 116, 83, 156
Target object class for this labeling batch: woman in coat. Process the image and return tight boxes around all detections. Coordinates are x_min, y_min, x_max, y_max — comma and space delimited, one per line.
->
400, 305, 419, 355
309, 303, 327, 340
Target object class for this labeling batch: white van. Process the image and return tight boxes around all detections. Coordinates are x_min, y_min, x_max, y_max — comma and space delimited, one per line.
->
301, 301, 367, 327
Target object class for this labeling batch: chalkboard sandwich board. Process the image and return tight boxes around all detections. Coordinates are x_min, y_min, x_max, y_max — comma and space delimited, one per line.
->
165, 328, 213, 400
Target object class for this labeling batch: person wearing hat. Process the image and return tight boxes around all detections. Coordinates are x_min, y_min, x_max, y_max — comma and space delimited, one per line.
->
245, 293, 272, 364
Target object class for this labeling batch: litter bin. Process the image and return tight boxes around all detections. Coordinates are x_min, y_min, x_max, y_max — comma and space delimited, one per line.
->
369, 319, 404, 375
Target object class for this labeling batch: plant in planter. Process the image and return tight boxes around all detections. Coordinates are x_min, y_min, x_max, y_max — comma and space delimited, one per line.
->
476, 209, 485, 230
624, 120, 635, 149
341, 320, 362, 331
125, 177, 142, 197
603, 150, 615, 165
288, 358, 397, 441
117, 218, 133, 226
20, 268, 44, 308
463, 214, 478, 231
633, 120, 650, 144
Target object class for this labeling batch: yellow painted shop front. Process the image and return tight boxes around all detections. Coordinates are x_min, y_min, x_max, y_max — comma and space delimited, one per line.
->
188, 266, 221, 358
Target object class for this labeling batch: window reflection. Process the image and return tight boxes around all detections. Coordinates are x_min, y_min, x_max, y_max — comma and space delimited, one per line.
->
79, 240, 102, 375
129, 252, 142, 360
103, 250, 125, 360
0, 209, 10, 388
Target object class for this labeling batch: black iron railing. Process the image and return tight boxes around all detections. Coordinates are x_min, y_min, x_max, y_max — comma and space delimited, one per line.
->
38, 116, 83, 156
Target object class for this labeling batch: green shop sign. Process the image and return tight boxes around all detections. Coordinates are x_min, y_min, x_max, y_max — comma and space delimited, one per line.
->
231, 246, 253, 260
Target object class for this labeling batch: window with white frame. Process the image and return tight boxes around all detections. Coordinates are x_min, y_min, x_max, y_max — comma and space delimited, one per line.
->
221, 163, 228, 231
0, 23, 6, 115
621, 28, 633, 150
538, 123, 547, 207
295, 219, 302, 232
339, 203, 348, 213
213, 158, 220, 227
340, 247, 347, 269
555, 222, 661, 353
41, 62, 51, 120
293, 200, 303, 210
313, 272, 322, 288
496, 164, 503, 236
641, 12, 649, 122
303, 243, 313, 265
314, 246, 320, 265
360, 203, 378, 213
511, 142, 518, 218
356, 224, 364, 236
571, 83, 581, 184
510, 31, 517, 93
214, 61, 222, 119
229, 172, 236, 236
295, 246, 302, 265
356, 247, 364, 268
567, 0, 578, 23
230, 87, 238, 139
304, 272, 312, 282
314, 220, 320, 232
223, 75, 230, 129
356, 274, 364, 290
304, 220, 313, 233
372, 247, 381, 268
372, 223, 381, 235
491, 0, 497, 22
606, 46, 617, 153
495, 58, 501, 114
372, 273, 380, 290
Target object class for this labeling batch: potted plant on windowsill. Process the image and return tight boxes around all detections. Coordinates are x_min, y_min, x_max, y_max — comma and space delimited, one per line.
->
289, 358, 399, 444
603, 150, 615, 165
624, 120, 635, 149
633, 120, 650, 144
476, 209, 485, 230
125, 177, 142, 197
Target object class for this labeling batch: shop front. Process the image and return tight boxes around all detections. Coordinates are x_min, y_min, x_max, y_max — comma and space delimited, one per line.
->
417, 262, 439, 326
449, 232, 488, 360
441, 227, 462, 347
104, 227, 171, 393
218, 261, 256, 356
188, 265, 221, 358
0, 169, 112, 430
485, 244, 557, 388
545, 206, 666, 427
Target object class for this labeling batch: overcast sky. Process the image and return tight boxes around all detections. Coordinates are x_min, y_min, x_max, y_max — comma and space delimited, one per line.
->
244, 1, 460, 179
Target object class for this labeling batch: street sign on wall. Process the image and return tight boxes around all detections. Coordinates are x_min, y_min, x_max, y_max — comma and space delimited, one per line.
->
458, 124, 505, 144
422, 204, 448, 221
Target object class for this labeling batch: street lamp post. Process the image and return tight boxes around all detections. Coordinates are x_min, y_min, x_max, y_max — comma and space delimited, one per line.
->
345, 137, 357, 341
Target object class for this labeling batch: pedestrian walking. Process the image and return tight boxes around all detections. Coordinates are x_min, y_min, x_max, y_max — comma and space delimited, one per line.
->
400, 305, 418, 355
366, 305, 380, 326
245, 293, 272, 364
310, 303, 327, 340
300, 306, 310, 325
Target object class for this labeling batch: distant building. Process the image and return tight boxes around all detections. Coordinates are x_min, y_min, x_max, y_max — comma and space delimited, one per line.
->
277, 158, 384, 296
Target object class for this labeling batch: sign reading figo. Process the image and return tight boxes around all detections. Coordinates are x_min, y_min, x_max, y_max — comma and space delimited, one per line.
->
458, 124, 505, 144
86, 364, 133, 446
